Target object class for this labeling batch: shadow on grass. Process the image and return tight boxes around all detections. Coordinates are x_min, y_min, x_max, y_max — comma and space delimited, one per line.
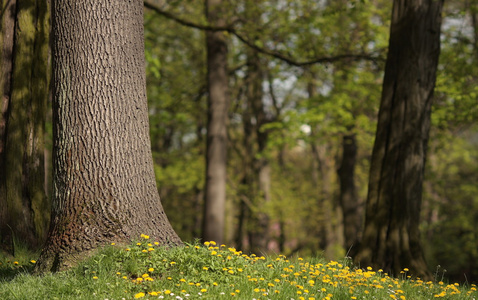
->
0, 249, 38, 282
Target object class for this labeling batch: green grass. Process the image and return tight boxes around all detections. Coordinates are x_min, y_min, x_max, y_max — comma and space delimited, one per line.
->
0, 235, 477, 300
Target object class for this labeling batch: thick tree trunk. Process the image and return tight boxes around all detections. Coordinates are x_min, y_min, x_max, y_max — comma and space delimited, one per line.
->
35, 0, 181, 273
0, 0, 50, 252
202, 0, 229, 244
356, 0, 443, 279
337, 132, 361, 255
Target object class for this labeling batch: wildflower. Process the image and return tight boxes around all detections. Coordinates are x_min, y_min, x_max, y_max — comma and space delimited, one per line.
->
148, 267, 154, 272
13, 261, 18, 265
92, 276, 98, 280
200, 289, 207, 293
140, 234, 150, 239
111, 242, 115, 246
134, 292, 145, 298
30, 260, 36, 264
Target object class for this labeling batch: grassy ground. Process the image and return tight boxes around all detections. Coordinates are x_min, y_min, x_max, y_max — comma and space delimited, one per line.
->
0, 235, 476, 300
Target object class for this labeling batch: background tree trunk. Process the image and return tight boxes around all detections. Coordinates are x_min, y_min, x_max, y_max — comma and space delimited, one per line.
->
202, 0, 229, 244
356, 0, 443, 279
337, 132, 361, 255
35, 0, 181, 273
246, 51, 270, 254
0, 0, 50, 253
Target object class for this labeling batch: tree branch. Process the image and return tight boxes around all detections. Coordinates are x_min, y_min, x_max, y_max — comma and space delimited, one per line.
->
143, 1, 385, 67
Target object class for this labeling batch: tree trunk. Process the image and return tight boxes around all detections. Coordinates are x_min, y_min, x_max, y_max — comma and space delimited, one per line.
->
34, 0, 181, 273
337, 132, 361, 255
202, 0, 229, 244
0, 0, 50, 253
355, 0, 443, 279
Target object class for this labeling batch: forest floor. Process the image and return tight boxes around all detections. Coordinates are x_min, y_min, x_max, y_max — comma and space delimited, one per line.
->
0, 236, 476, 299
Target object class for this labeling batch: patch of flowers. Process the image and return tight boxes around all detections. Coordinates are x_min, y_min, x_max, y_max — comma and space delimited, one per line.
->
93, 234, 477, 299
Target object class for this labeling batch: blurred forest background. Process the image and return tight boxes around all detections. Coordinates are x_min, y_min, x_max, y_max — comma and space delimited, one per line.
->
1, 0, 477, 284
138, 0, 478, 283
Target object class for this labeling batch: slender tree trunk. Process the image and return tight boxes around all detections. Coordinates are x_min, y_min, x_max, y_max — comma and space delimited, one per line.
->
202, 0, 229, 244
356, 0, 443, 279
0, 0, 50, 253
337, 132, 361, 255
246, 51, 270, 254
34, 0, 181, 273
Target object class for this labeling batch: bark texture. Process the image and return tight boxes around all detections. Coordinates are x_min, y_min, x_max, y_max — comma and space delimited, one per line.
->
35, 0, 181, 273
202, 0, 229, 244
0, 0, 50, 252
355, 0, 443, 279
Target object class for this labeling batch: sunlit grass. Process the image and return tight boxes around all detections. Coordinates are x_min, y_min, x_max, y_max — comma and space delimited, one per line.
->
1, 235, 477, 299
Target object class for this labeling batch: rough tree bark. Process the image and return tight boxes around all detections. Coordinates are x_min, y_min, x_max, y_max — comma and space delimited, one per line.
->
202, 0, 229, 244
355, 0, 443, 278
34, 0, 181, 273
0, 0, 50, 252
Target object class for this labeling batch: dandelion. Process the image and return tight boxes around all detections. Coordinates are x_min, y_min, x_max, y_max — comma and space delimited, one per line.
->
30, 260, 36, 264
140, 234, 150, 239
148, 267, 154, 272
92, 276, 98, 280
134, 292, 145, 298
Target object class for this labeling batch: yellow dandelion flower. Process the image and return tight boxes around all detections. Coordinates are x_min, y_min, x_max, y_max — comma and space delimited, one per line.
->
148, 267, 154, 272
92, 276, 98, 280
30, 260, 36, 264
140, 234, 150, 239
134, 292, 145, 298
200, 288, 207, 292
